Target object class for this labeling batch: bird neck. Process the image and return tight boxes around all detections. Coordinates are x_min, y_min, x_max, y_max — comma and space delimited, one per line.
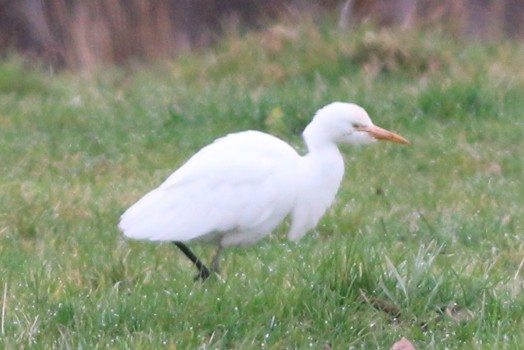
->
302, 141, 345, 188
303, 129, 340, 156
302, 119, 337, 152
301, 123, 345, 194
288, 139, 344, 242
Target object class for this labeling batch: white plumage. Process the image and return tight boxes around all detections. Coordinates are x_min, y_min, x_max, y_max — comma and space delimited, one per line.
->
119, 102, 409, 278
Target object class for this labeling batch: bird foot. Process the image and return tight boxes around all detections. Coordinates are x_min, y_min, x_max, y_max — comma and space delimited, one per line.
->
193, 266, 222, 281
193, 268, 211, 281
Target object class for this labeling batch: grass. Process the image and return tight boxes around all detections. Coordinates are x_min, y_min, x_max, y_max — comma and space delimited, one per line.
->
0, 22, 523, 349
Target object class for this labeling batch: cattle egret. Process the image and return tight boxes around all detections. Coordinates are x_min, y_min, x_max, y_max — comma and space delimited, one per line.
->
119, 102, 409, 280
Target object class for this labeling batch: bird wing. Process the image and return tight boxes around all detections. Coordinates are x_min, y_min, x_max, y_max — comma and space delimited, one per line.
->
119, 131, 300, 244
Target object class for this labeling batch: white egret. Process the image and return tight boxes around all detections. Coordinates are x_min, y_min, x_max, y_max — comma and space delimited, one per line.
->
119, 102, 409, 280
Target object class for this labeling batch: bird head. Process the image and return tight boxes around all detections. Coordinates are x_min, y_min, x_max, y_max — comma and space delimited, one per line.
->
303, 102, 409, 148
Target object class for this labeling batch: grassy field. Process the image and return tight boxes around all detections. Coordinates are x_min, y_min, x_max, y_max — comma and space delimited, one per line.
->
0, 22, 523, 349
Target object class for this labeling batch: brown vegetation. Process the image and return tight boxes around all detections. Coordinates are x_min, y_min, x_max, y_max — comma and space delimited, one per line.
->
0, 0, 522, 69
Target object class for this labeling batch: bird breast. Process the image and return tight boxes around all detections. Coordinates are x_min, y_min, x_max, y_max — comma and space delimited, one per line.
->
288, 147, 345, 241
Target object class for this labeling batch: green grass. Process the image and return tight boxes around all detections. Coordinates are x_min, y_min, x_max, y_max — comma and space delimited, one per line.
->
1, 23, 523, 349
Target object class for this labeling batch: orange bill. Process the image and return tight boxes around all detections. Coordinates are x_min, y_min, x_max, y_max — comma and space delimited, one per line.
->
361, 125, 410, 145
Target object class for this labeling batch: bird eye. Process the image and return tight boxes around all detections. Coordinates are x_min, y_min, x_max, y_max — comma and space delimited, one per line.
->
352, 123, 360, 129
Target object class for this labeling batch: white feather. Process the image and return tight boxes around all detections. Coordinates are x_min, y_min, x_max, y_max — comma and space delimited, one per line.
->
119, 131, 300, 246
119, 102, 407, 249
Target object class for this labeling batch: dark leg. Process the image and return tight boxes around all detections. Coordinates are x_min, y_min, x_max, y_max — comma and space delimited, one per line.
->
210, 246, 223, 274
173, 242, 211, 281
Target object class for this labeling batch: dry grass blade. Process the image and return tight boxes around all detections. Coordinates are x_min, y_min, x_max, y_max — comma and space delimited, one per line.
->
360, 289, 401, 319
1, 281, 6, 336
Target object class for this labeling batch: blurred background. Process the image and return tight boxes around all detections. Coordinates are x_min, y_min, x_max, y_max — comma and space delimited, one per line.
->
1, 0, 523, 70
